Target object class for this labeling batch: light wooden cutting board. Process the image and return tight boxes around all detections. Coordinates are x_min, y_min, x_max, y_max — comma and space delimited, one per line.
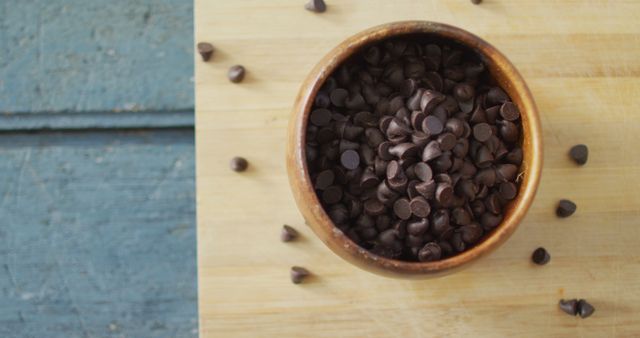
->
195, 1, 640, 337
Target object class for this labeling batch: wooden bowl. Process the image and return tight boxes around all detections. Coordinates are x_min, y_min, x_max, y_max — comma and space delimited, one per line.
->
286, 21, 542, 278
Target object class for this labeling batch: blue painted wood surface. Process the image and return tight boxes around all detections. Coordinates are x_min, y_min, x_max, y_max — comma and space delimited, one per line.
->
0, 130, 197, 338
0, 0, 194, 128
1, 0, 197, 336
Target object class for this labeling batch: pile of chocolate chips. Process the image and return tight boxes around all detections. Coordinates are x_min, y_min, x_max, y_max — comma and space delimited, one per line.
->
305, 38, 523, 262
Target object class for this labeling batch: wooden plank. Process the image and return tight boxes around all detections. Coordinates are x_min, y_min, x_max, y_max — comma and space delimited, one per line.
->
0, 0, 193, 117
196, 1, 640, 337
0, 130, 197, 337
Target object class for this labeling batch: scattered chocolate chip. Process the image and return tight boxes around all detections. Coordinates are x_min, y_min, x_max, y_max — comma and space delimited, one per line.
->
227, 65, 246, 83
197, 42, 214, 61
559, 299, 578, 316
556, 199, 577, 218
577, 299, 595, 318
281, 225, 298, 242
471, 0, 482, 5
531, 247, 550, 265
304, 0, 326, 13
569, 144, 588, 165
230, 157, 248, 172
290, 266, 310, 284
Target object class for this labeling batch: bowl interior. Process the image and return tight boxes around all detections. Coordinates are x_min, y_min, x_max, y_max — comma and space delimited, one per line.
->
290, 21, 542, 277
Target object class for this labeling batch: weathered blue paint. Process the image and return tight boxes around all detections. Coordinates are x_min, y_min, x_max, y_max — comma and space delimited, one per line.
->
0, 0, 194, 115
0, 110, 194, 131
0, 130, 197, 338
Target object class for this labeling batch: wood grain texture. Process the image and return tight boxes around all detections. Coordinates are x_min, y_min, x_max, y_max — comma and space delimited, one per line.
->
196, 1, 640, 337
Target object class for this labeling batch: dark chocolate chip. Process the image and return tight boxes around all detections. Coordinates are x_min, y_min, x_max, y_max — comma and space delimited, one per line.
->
475, 145, 494, 167
330, 88, 349, 107
340, 150, 360, 170
486, 87, 509, 106
410, 196, 431, 218
304, 0, 327, 12
422, 140, 443, 162
378, 229, 398, 247
315, 169, 335, 190
480, 212, 502, 230
470, 105, 487, 124
506, 147, 523, 165
228, 65, 246, 83
315, 91, 331, 108
556, 199, 577, 218
437, 132, 457, 151
445, 118, 465, 138
310, 108, 332, 126
422, 116, 444, 137
418, 242, 442, 262
569, 144, 588, 165
360, 167, 379, 189
230, 157, 249, 172
407, 218, 429, 236
452, 207, 472, 226
435, 183, 453, 205
485, 193, 502, 214
460, 223, 483, 244
413, 162, 433, 182
393, 198, 412, 220
559, 299, 578, 316
473, 123, 492, 142
498, 181, 518, 200
500, 102, 520, 121
322, 186, 343, 204
389, 143, 419, 160
364, 198, 386, 216
197, 42, 214, 61
281, 225, 298, 242
420, 90, 446, 114
290, 266, 310, 284
531, 247, 550, 265
499, 120, 519, 143
450, 232, 465, 252
577, 299, 595, 318
453, 83, 475, 102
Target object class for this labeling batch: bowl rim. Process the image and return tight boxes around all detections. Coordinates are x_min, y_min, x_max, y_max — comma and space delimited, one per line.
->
287, 20, 543, 277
